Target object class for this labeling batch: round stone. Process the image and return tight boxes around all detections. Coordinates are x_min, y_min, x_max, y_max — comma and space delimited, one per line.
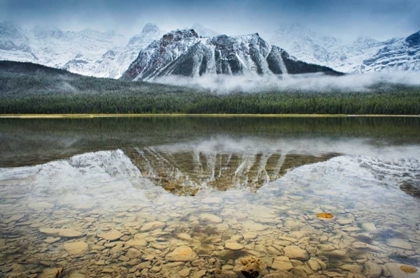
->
199, 213, 222, 223
97, 230, 123, 241
165, 246, 198, 262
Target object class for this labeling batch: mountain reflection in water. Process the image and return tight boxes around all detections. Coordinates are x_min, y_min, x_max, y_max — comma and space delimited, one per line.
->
128, 138, 338, 195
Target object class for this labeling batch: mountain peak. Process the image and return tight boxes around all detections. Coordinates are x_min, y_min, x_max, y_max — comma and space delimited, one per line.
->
142, 23, 160, 34
161, 29, 199, 42
405, 30, 420, 47
191, 23, 219, 37
33, 25, 64, 39
0, 21, 22, 37
0, 21, 17, 28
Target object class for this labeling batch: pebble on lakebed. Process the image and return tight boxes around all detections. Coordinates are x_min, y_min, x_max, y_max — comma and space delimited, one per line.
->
400, 265, 418, 273
317, 212, 334, 219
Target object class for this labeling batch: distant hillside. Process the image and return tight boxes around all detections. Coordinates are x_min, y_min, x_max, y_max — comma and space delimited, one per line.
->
0, 61, 197, 98
0, 60, 77, 76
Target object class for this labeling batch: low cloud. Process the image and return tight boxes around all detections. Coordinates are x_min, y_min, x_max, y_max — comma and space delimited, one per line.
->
154, 72, 420, 94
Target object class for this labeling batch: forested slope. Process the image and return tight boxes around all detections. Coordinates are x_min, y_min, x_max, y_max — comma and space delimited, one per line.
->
1, 61, 419, 114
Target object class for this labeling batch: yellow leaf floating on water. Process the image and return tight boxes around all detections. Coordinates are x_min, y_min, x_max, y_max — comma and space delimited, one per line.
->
317, 212, 334, 219
400, 265, 418, 273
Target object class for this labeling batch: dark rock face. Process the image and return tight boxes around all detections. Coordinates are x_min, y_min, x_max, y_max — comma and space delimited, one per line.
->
406, 31, 420, 48
400, 181, 420, 198
121, 29, 342, 81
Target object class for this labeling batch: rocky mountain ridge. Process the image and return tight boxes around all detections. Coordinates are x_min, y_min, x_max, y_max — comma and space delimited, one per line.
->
122, 29, 340, 81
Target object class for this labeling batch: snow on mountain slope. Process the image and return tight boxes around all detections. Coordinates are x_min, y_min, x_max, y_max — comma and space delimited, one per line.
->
0, 22, 162, 78
122, 29, 340, 81
359, 30, 420, 72
191, 23, 219, 37
29, 27, 126, 76
267, 23, 387, 73
89, 23, 163, 78
0, 22, 36, 62
2, 20, 418, 77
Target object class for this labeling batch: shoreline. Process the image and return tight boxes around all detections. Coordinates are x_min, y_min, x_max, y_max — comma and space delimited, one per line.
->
0, 114, 420, 119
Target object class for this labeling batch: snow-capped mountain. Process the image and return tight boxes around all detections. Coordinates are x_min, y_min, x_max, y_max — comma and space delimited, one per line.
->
359, 30, 420, 72
0, 22, 36, 62
32, 27, 126, 76
0, 22, 162, 78
89, 23, 163, 78
2, 20, 419, 78
266, 23, 388, 73
122, 29, 340, 81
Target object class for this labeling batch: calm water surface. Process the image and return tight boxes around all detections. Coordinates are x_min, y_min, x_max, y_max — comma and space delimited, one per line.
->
0, 117, 419, 278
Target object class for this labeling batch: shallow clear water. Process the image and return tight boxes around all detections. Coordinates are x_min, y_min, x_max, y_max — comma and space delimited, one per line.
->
0, 117, 419, 278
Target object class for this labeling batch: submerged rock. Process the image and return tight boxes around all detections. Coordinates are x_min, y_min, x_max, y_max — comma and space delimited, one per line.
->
361, 223, 377, 232
39, 228, 84, 238
317, 212, 334, 219
283, 246, 309, 261
215, 269, 238, 278
38, 267, 64, 278
239, 256, 266, 278
262, 272, 295, 278
400, 265, 418, 274
140, 221, 165, 232
271, 256, 293, 271
386, 263, 420, 278
225, 241, 244, 251
97, 230, 123, 241
44, 237, 61, 244
386, 238, 413, 250
199, 213, 223, 223
166, 246, 198, 262
63, 241, 88, 256
28, 202, 54, 210
364, 261, 382, 278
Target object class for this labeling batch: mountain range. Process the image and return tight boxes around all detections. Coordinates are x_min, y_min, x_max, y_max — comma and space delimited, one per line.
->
0, 21, 419, 80
267, 23, 420, 73
0, 21, 162, 78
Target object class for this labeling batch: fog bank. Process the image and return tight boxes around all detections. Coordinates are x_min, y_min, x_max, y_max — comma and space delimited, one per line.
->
154, 72, 420, 93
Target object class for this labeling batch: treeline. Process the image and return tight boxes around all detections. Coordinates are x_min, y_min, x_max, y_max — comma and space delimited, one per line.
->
1, 91, 420, 114
1, 61, 420, 115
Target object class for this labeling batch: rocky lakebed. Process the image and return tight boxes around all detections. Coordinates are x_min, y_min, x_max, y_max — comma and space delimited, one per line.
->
0, 143, 419, 278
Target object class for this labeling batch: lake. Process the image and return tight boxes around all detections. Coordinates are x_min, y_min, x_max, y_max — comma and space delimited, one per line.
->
0, 117, 419, 278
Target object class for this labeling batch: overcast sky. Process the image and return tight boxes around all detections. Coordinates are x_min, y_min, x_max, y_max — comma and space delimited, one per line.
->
1, 0, 419, 41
